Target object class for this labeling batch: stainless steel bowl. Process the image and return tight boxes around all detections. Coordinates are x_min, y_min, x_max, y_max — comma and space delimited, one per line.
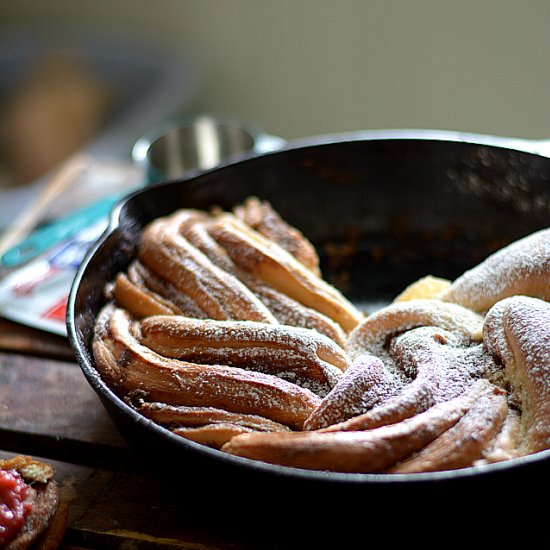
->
132, 114, 284, 183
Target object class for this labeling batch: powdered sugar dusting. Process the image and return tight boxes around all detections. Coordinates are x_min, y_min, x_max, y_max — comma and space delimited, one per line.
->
484, 295, 550, 453
320, 326, 498, 433
304, 353, 400, 430
391, 326, 489, 403
442, 227, 550, 312
139, 315, 348, 397
346, 299, 484, 363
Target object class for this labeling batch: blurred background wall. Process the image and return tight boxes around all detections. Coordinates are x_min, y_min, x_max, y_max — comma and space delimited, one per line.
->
2, 0, 550, 142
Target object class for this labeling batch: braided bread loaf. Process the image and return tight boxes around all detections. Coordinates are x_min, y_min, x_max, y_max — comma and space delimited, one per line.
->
92, 200, 549, 473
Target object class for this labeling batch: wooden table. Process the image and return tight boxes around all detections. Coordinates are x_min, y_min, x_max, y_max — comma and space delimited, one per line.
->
2, 318, 547, 549
0, 317, 287, 549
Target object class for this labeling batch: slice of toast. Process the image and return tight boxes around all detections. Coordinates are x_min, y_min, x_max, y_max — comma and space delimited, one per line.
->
1, 455, 68, 550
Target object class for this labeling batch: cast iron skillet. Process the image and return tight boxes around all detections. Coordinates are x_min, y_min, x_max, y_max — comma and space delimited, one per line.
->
67, 130, 549, 532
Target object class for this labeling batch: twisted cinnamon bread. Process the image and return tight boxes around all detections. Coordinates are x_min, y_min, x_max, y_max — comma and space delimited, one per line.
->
92, 198, 549, 472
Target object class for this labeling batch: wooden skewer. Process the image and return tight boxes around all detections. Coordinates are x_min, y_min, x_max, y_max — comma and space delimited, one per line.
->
0, 154, 91, 257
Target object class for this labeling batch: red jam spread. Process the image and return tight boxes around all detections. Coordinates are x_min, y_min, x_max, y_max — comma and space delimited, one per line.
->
0, 469, 32, 545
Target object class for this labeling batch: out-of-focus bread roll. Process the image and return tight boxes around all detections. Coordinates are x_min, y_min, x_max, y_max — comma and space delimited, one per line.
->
1, 55, 113, 185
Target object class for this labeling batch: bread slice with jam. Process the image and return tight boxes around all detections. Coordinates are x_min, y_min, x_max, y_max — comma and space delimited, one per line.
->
1, 455, 67, 549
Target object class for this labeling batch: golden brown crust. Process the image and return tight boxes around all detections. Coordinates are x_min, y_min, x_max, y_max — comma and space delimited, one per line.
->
138, 402, 291, 432
222, 380, 498, 472
138, 314, 347, 395
93, 305, 321, 430
177, 209, 347, 345
173, 423, 259, 448
233, 196, 321, 274
393, 275, 451, 303
387, 384, 508, 473
112, 272, 179, 318
138, 214, 278, 323
139, 402, 291, 449
208, 213, 363, 332
130, 260, 209, 319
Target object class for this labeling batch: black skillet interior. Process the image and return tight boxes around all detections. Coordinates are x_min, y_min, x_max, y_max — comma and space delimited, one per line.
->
67, 133, 550, 530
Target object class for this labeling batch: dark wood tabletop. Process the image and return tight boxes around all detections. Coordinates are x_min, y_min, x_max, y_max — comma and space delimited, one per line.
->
3, 309, 548, 548
0, 317, 280, 549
